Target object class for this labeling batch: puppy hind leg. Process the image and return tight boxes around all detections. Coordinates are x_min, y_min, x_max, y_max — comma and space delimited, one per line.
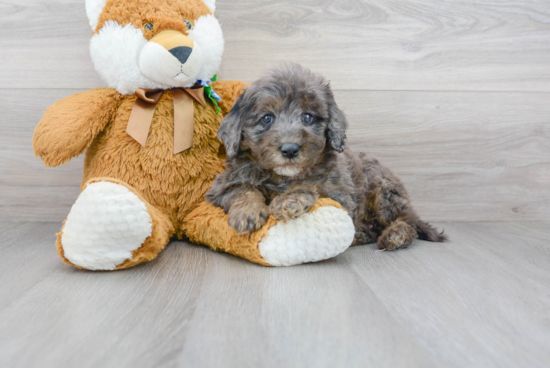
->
366, 179, 418, 250
368, 184, 446, 249
377, 219, 417, 251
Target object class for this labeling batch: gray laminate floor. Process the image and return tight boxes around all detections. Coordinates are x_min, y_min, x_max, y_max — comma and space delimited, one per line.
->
0, 222, 549, 368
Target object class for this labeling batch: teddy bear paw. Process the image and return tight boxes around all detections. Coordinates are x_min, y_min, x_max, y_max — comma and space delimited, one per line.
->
258, 205, 355, 266
61, 181, 153, 270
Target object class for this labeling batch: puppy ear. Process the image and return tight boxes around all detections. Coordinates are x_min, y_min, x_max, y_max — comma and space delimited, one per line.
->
218, 91, 247, 158
325, 86, 348, 152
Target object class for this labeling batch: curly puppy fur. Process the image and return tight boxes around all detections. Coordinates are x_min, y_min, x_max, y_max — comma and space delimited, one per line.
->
207, 63, 447, 250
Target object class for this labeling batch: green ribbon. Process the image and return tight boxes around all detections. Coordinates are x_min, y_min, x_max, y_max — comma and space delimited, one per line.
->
204, 74, 221, 115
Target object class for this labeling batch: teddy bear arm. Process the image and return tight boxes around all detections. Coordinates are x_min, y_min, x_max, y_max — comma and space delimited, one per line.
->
33, 88, 120, 167
211, 80, 249, 117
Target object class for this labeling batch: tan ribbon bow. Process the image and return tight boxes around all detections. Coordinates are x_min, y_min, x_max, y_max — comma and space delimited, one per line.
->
126, 86, 207, 154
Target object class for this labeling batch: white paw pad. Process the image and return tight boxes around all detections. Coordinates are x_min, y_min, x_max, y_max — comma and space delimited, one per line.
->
62, 181, 152, 270
259, 206, 355, 266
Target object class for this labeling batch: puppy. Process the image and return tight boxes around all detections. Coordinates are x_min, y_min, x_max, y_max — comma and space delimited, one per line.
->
206, 63, 446, 250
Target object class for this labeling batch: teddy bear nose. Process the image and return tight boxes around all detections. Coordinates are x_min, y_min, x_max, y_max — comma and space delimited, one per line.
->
169, 46, 193, 64
280, 143, 301, 159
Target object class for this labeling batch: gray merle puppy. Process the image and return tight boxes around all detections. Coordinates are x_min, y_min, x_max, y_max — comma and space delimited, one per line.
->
206, 63, 446, 250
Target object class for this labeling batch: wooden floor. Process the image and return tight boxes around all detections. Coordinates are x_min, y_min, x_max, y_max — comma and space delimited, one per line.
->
1, 221, 549, 368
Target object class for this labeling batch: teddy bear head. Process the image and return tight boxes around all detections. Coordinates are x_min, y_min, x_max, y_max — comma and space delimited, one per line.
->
86, 0, 223, 95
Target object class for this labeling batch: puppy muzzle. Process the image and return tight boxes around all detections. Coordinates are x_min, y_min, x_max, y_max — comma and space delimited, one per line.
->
139, 30, 204, 87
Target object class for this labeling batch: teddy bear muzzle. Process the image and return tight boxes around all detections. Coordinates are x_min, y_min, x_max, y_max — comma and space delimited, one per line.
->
139, 30, 204, 87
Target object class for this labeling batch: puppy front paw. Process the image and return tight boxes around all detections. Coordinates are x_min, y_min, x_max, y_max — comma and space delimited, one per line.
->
269, 192, 317, 221
228, 203, 269, 235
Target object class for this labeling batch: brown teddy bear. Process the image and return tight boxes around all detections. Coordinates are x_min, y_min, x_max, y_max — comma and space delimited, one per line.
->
33, 0, 355, 271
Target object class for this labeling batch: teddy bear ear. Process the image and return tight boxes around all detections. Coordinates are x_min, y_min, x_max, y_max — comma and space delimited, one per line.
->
85, 0, 108, 31
202, 0, 216, 13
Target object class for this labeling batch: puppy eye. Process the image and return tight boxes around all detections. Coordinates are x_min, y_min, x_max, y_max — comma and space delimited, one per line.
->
261, 114, 274, 125
302, 113, 314, 124
183, 20, 193, 30
143, 22, 154, 31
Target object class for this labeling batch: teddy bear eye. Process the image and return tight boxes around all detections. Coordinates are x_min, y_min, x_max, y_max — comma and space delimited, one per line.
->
143, 22, 154, 31
183, 20, 193, 30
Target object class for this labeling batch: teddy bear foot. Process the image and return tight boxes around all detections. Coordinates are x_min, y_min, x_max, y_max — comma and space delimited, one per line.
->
185, 198, 355, 267
58, 179, 172, 271
257, 200, 355, 266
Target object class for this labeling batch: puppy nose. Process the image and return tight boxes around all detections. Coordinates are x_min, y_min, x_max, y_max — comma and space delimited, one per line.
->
280, 143, 301, 159
169, 46, 193, 64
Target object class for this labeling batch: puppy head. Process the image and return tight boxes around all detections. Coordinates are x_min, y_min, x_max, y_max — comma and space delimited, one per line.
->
218, 63, 348, 177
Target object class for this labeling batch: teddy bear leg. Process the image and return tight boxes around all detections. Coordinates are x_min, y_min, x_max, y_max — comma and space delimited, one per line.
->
57, 178, 174, 271
183, 198, 355, 266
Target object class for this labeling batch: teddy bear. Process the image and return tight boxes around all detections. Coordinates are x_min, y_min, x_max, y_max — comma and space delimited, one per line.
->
32, 0, 355, 271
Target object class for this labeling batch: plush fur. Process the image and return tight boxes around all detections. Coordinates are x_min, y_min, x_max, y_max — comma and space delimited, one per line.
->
34, 0, 354, 270
207, 64, 447, 250
90, 1, 224, 94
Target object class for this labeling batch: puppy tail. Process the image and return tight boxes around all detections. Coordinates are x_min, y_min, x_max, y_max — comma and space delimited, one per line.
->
416, 221, 448, 242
